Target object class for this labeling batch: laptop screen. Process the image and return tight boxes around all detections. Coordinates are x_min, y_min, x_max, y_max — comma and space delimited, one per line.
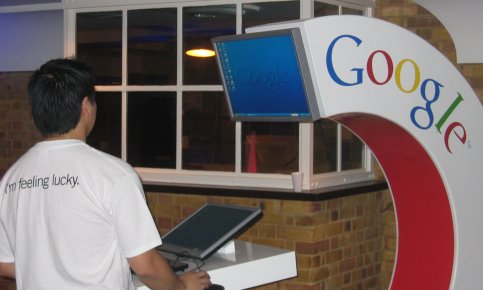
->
158, 203, 262, 260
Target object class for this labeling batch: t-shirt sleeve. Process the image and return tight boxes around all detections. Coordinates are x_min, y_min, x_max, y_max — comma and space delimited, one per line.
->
112, 172, 162, 258
0, 221, 14, 263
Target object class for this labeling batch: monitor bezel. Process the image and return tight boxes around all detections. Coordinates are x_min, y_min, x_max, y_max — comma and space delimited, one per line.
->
212, 28, 320, 122
158, 203, 262, 260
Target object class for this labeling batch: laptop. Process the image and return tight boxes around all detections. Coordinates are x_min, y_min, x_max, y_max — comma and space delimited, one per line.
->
157, 203, 262, 260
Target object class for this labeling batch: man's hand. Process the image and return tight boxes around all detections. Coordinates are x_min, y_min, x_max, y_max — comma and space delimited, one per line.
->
128, 248, 212, 290
179, 271, 212, 290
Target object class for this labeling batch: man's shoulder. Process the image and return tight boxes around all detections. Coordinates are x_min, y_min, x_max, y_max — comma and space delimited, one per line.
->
82, 145, 137, 175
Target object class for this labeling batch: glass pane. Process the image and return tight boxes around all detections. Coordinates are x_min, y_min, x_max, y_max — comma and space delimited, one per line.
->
342, 7, 364, 16
314, 2, 339, 17
76, 11, 122, 85
128, 8, 177, 85
242, 1, 300, 31
183, 5, 236, 85
341, 127, 364, 170
87, 92, 122, 157
313, 119, 337, 173
240, 1, 300, 175
242, 123, 298, 174
127, 92, 176, 168
182, 92, 235, 171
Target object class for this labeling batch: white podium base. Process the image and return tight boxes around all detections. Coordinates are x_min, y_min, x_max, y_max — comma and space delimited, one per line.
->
134, 240, 297, 290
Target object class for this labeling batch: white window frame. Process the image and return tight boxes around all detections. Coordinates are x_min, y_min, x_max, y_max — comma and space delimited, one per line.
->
61, 0, 375, 190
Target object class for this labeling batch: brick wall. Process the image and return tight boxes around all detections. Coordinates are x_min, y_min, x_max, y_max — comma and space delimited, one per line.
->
0, 72, 40, 178
147, 192, 388, 290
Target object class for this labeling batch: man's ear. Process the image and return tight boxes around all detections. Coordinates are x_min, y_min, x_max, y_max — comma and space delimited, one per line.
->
81, 96, 93, 117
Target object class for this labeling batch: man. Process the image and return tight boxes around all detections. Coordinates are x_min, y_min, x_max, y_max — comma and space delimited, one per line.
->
0, 58, 211, 290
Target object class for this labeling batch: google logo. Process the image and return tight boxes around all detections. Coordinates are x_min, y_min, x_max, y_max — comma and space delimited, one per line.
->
326, 34, 467, 154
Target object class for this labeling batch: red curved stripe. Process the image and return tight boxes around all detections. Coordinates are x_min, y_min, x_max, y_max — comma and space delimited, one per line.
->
332, 113, 454, 289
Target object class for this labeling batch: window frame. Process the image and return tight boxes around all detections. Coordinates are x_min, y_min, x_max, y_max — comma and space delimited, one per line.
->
64, 0, 376, 190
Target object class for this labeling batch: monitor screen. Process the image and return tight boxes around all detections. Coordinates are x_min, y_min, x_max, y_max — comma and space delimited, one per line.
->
212, 28, 320, 122
158, 203, 262, 260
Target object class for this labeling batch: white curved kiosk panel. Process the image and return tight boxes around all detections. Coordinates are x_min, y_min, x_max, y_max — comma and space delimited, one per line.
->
247, 16, 483, 290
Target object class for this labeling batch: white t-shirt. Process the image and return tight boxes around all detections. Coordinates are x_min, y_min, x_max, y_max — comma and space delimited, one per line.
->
0, 140, 162, 290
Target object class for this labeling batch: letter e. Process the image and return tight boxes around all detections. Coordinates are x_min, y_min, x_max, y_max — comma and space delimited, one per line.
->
444, 122, 467, 154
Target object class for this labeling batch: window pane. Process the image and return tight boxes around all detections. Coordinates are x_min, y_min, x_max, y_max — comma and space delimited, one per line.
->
314, 2, 339, 16
241, 1, 300, 175
242, 123, 298, 174
242, 1, 300, 31
87, 92, 121, 157
183, 5, 236, 85
128, 8, 177, 85
182, 92, 235, 171
342, 7, 364, 16
341, 127, 364, 170
313, 119, 337, 173
127, 92, 176, 168
76, 11, 122, 85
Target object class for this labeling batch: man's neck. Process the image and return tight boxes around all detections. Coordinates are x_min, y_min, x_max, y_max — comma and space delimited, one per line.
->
44, 130, 86, 142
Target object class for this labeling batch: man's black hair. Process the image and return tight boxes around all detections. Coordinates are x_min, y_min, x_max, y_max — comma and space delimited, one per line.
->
27, 58, 96, 137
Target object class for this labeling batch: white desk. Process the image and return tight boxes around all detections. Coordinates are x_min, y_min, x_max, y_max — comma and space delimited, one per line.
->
134, 240, 297, 290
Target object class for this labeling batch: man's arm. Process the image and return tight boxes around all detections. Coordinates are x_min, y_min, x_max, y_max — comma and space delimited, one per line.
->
0, 262, 15, 279
128, 249, 211, 290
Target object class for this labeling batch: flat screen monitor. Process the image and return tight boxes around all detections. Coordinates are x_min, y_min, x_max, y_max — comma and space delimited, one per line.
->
158, 203, 262, 260
212, 28, 320, 122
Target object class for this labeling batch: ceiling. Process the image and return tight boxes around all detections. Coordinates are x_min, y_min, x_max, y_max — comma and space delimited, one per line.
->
2, 0, 482, 63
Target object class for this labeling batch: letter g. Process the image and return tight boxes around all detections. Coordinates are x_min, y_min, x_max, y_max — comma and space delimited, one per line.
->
327, 34, 363, 86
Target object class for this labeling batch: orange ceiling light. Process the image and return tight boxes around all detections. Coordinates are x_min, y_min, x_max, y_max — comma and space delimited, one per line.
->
186, 48, 216, 57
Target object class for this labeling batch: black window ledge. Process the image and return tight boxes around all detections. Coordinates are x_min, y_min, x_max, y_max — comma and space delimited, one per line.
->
143, 179, 388, 202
